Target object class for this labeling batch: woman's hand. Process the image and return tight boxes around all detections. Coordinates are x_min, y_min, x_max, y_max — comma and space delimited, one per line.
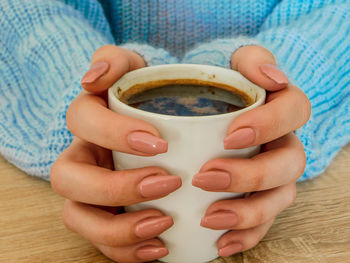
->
50, 45, 182, 263
192, 45, 311, 257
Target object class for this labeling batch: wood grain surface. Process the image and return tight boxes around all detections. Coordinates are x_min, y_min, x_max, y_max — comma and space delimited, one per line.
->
1, 145, 349, 263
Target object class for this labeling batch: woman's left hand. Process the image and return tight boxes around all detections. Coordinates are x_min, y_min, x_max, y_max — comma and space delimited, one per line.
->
192, 45, 311, 257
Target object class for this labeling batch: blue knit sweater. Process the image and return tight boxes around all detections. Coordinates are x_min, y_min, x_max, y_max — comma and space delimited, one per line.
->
0, 0, 349, 181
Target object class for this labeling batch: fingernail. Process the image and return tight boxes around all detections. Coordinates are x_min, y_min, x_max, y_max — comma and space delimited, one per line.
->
218, 242, 243, 257
260, 64, 289, 85
136, 245, 168, 261
128, 131, 168, 154
224, 128, 255, 149
138, 175, 182, 198
201, 211, 238, 229
135, 216, 174, 238
81, 62, 109, 84
192, 171, 231, 191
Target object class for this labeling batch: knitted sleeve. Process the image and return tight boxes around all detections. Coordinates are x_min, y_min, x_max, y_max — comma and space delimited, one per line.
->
183, 1, 350, 181
0, 0, 177, 180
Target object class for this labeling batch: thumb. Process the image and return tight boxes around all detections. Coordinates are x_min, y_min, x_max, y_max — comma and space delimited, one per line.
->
81, 45, 146, 94
231, 45, 289, 91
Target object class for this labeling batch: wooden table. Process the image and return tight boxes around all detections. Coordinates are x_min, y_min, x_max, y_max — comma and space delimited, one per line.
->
1, 145, 350, 263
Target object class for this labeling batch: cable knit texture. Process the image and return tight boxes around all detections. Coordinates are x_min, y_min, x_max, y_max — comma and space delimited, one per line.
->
0, 0, 349, 181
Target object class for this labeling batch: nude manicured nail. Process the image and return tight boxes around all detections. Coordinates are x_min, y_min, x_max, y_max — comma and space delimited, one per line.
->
201, 211, 238, 229
135, 216, 174, 238
218, 242, 243, 257
136, 245, 168, 261
138, 175, 182, 198
224, 128, 255, 149
128, 131, 168, 154
81, 62, 109, 84
260, 64, 289, 85
192, 171, 231, 191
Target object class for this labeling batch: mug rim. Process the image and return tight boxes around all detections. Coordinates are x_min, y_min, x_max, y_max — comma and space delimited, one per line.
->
108, 64, 266, 121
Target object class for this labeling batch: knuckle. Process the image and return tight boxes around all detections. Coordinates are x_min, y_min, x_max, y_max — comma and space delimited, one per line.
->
65, 110, 74, 134
250, 170, 265, 192
293, 138, 307, 179
66, 99, 79, 133
292, 87, 312, 127
101, 175, 123, 206
240, 220, 274, 251
253, 207, 266, 226
230, 159, 260, 192
102, 228, 123, 247
229, 171, 245, 192
66, 95, 107, 137
252, 107, 282, 142
288, 184, 297, 207
298, 149, 307, 177
239, 204, 266, 229
102, 171, 140, 206
243, 232, 261, 251
303, 95, 312, 122
62, 200, 75, 232
50, 159, 66, 196
249, 236, 262, 250
267, 111, 283, 136
299, 92, 311, 125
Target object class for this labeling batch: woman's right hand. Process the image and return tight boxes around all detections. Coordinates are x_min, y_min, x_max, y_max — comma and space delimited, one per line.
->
50, 45, 182, 263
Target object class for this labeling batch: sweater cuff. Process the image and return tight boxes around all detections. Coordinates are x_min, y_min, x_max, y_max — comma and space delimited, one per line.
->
182, 36, 260, 68
120, 43, 179, 66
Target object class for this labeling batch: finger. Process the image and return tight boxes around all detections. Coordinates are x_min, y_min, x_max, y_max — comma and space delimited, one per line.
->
81, 45, 146, 94
51, 139, 181, 206
216, 219, 275, 257
94, 238, 168, 263
193, 133, 305, 192
224, 85, 311, 149
54, 136, 114, 170
200, 182, 296, 230
66, 92, 168, 155
62, 200, 173, 247
231, 45, 289, 91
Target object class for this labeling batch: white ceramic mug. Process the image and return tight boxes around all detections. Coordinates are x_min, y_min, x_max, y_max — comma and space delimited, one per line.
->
108, 64, 265, 263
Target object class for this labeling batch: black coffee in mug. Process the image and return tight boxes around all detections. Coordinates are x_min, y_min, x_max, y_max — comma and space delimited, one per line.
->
124, 83, 249, 116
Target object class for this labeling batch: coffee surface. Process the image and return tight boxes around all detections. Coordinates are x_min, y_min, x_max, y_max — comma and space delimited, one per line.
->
126, 84, 246, 116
